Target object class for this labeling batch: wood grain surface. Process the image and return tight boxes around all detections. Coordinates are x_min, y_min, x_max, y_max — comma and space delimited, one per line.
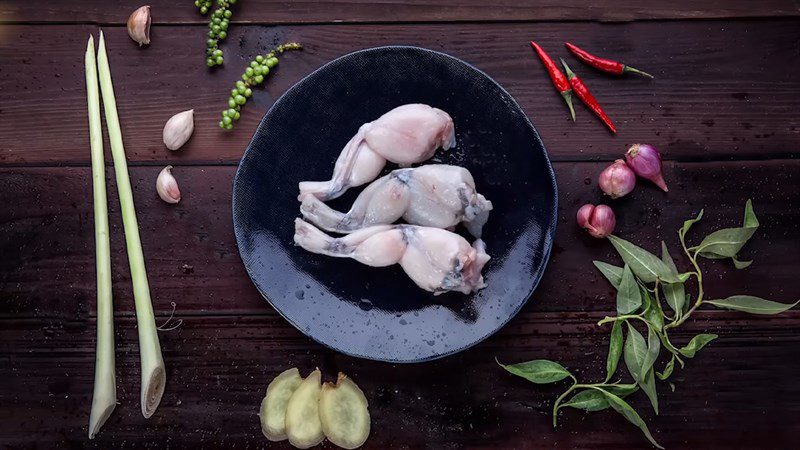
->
2, 161, 798, 318
1, 1, 800, 448
1, 0, 798, 24
1, 20, 799, 165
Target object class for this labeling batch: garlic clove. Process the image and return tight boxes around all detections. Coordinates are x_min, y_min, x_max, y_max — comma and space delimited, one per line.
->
156, 166, 181, 204
127, 6, 151, 47
163, 109, 194, 151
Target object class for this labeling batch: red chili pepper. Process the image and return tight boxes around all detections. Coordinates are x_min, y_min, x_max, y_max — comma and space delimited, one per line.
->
565, 42, 653, 78
560, 58, 616, 133
530, 41, 575, 121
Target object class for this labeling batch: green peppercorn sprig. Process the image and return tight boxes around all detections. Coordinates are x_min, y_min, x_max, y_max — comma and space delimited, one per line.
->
194, 0, 213, 15
205, 0, 237, 67
219, 43, 302, 130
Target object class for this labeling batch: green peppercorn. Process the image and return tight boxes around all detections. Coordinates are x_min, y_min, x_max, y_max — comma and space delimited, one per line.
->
223, 116, 232, 125
224, 9, 232, 18
241, 73, 250, 81
219, 120, 225, 128
244, 67, 254, 77
255, 55, 264, 63
267, 57, 278, 68
215, 56, 224, 65
228, 98, 236, 108
244, 88, 252, 98
220, 21, 229, 31
200, 6, 208, 14
237, 85, 246, 94
218, 31, 227, 40
235, 95, 246, 105
207, 58, 215, 67
254, 74, 264, 84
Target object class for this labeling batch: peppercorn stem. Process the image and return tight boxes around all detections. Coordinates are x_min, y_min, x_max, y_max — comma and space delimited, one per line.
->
85, 34, 117, 439
97, 31, 165, 419
552, 377, 577, 427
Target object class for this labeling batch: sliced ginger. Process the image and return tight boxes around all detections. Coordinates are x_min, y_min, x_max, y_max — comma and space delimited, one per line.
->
319, 373, 371, 449
259, 367, 303, 441
285, 368, 325, 449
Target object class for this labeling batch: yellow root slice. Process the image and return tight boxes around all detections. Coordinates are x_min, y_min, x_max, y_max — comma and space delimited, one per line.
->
259, 367, 303, 441
319, 373, 370, 449
285, 368, 325, 449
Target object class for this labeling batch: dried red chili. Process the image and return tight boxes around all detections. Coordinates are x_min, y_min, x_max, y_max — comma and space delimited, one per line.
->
560, 58, 616, 133
530, 41, 575, 121
565, 42, 653, 78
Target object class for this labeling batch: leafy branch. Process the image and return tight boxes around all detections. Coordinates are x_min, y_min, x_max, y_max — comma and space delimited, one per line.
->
499, 200, 799, 448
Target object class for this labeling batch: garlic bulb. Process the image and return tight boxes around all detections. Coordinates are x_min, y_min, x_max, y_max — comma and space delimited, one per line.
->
156, 166, 181, 204
127, 6, 151, 47
163, 109, 194, 151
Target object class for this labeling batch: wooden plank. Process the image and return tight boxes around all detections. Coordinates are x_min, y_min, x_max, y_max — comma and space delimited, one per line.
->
2, 160, 798, 318
0, 312, 798, 447
0, 0, 798, 24
1, 20, 799, 166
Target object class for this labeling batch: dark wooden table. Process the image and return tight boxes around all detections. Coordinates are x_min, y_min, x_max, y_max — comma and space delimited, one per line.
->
2, 1, 800, 448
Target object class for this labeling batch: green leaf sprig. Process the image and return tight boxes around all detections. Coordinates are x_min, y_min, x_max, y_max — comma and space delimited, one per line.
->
219, 43, 302, 130
499, 200, 798, 448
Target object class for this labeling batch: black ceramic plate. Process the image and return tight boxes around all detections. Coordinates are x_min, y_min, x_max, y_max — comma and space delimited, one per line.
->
233, 46, 557, 362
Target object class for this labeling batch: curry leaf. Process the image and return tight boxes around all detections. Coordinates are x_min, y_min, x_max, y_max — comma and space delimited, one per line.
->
642, 288, 664, 331
594, 261, 623, 289
623, 323, 647, 382
732, 256, 753, 269
605, 320, 624, 382
695, 200, 759, 261
561, 384, 638, 412
640, 369, 659, 414
598, 388, 664, 449
617, 265, 642, 314
497, 359, 571, 384
624, 323, 659, 414
679, 209, 704, 240
660, 241, 686, 317
656, 357, 675, 380
608, 235, 688, 284
678, 334, 718, 358
641, 325, 661, 376
707, 296, 800, 315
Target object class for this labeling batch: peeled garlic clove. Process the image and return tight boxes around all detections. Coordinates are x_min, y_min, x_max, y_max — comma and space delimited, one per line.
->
156, 166, 181, 204
163, 109, 194, 151
127, 6, 151, 47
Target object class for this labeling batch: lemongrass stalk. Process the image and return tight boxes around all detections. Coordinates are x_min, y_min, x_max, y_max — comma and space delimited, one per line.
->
96, 30, 165, 418
86, 34, 117, 439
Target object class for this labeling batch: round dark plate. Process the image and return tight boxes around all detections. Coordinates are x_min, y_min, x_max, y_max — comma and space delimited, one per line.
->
233, 46, 557, 362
